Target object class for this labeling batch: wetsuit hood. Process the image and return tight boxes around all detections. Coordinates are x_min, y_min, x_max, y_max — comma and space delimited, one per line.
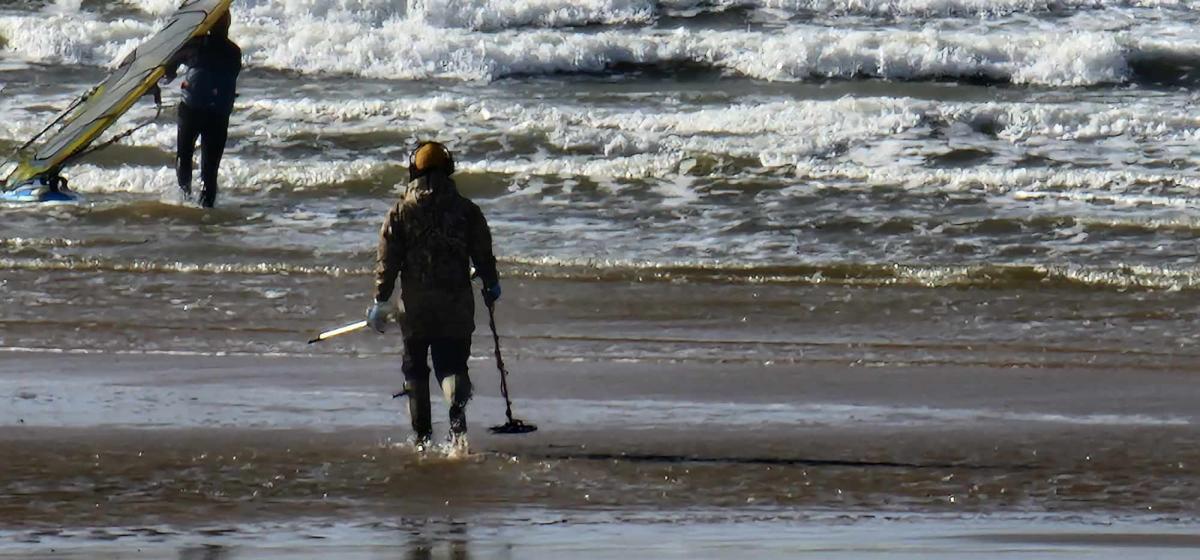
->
211, 11, 231, 38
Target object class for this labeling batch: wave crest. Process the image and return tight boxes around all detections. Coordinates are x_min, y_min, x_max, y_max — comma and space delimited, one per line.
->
5, 255, 1200, 291
0, 10, 1166, 86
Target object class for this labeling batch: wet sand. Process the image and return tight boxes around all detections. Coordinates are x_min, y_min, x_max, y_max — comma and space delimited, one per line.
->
3, 349, 1200, 557
4, 270, 1200, 556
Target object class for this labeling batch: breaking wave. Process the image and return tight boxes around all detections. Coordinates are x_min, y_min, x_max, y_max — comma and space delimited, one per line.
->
4, 92, 1198, 193
120, 0, 1200, 28
41, 156, 1200, 200
4, 7, 1197, 86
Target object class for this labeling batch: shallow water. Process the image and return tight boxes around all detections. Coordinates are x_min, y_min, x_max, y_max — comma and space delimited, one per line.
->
3, 424, 1199, 526
3, 1, 1200, 290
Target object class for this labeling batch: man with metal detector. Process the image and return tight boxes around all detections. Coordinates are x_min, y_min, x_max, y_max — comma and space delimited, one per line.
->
367, 141, 502, 449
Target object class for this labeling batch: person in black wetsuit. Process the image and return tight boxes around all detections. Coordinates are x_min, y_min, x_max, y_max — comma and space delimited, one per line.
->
162, 10, 241, 208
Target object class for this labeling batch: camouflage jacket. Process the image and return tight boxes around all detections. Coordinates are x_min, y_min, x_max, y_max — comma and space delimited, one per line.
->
374, 173, 499, 339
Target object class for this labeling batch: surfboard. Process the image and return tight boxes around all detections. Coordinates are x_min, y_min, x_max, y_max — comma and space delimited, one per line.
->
0, 176, 78, 203
0, 0, 234, 202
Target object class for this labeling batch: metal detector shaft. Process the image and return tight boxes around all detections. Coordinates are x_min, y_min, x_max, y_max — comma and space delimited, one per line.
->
486, 299, 515, 423
485, 294, 537, 434
308, 320, 368, 344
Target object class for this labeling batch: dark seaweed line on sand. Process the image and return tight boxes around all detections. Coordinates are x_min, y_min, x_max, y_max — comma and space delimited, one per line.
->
514, 449, 1038, 471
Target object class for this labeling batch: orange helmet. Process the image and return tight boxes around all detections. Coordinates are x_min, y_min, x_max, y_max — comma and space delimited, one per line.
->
409, 141, 455, 179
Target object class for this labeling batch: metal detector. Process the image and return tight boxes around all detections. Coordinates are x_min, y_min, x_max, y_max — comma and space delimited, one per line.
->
484, 294, 537, 434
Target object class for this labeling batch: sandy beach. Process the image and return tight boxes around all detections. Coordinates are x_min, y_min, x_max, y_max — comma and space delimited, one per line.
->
3, 330, 1200, 557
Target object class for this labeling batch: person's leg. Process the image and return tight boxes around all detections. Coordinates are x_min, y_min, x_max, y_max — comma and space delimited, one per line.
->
175, 104, 201, 197
431, 338, 473, 439
401, 337, 433, 444
197, 112, 230, 208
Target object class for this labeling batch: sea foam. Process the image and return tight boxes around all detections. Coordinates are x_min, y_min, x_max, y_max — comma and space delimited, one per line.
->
0, 7, 1180, 86
123, 0, 1200, 27
6, 92, 1199, 187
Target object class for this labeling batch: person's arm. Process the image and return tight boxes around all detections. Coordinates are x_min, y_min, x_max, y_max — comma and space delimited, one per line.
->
232, 43, 243, 77
230, 43, 243, 98
162, 37, 201, 83
467, 202, 500, 299
374, 203, 406, 303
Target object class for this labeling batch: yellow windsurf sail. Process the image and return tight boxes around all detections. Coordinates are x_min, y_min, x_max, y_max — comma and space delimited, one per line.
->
3, 0, 233, 186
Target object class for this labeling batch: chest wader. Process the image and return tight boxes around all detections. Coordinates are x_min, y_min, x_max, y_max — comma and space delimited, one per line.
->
400, 336, 473, 445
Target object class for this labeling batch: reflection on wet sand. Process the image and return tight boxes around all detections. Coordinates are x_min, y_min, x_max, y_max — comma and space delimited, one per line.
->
174, 532, 471, 560
179, 545, 229, 560
405, 536, 470, 560
10, 516, 1200, 559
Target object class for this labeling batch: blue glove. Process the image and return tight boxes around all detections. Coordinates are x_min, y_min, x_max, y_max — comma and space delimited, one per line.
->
483, 282, 501, 305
